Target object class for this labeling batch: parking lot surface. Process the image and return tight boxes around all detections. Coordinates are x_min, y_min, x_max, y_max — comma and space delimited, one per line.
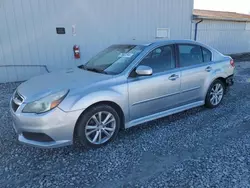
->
0, 61, 250, 188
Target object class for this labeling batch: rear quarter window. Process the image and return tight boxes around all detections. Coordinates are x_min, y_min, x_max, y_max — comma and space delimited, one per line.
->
202, 47, 212, 62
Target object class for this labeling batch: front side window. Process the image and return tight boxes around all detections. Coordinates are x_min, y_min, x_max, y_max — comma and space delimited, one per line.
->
140, 45, 176, 74
83, 45, 145, 74
178, 44, 203, 67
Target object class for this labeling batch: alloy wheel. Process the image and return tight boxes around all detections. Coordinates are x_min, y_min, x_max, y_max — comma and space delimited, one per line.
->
85, 111, 116, 145
210, 83, 224, 106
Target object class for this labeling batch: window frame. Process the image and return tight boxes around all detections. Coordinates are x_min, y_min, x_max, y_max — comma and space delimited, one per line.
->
176, 43, 212, 68
134, 44, 178, 76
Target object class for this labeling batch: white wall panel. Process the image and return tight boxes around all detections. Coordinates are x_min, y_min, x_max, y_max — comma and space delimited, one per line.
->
193, 20, 250, 54
0, 0, 194, 83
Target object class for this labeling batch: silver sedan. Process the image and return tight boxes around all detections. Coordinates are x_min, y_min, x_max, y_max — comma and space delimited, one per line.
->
10, 40, 235, 148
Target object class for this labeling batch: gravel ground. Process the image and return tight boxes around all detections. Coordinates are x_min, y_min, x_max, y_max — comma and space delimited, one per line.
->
0, 61, 250, 188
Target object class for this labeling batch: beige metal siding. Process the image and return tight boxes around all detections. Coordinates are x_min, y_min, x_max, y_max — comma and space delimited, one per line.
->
0, 0, 193, 83
193, 20, 250, 54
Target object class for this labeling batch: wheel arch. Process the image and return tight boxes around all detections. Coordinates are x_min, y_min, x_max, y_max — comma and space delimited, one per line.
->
216, 77, 227, 87
73, 101, 125, 141
204, 77, 226, 108
204, 75, 227, 98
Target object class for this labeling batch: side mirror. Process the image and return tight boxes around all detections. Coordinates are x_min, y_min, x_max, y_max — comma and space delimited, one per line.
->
135, 65, 153, 76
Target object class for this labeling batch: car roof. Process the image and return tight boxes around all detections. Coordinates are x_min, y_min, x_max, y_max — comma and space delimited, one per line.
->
115, 41, 152, 46
118, 39, 204, 46
113, 40, 218, 55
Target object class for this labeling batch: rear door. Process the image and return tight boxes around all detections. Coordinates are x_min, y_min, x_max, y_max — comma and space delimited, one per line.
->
177, 44, 213, 105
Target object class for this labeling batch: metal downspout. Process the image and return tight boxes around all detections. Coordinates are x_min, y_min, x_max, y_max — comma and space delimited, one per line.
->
194, 19, 203, 41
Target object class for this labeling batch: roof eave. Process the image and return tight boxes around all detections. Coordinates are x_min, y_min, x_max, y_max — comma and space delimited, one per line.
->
193, 15, 250, 22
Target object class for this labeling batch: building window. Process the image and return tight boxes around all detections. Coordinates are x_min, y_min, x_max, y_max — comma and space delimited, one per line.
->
156, 28, 170, 39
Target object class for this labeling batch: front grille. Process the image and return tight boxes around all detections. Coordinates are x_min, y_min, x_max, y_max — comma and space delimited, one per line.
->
11, 100, 19, 112
14, 91, 24, 103
23, 132, 54, 142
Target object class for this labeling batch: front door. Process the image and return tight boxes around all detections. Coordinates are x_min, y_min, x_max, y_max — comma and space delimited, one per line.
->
128, 45, 181, 121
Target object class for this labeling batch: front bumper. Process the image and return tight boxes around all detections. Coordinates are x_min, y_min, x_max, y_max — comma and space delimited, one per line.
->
10, 105, 83, 148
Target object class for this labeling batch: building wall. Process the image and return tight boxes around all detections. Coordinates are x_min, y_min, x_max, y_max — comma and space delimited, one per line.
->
0, 0, 194, 83
193, 20, 250, 54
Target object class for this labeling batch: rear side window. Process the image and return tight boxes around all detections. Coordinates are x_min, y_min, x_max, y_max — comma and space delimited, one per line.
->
202, 47, 212, 62
178, 44, 213, 67
178, 45, 203, 67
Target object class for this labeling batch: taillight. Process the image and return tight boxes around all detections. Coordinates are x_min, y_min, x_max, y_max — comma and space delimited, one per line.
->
230, 59, 235, 67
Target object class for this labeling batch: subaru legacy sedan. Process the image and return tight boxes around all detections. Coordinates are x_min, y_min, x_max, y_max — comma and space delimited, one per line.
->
10, 40, 235, 148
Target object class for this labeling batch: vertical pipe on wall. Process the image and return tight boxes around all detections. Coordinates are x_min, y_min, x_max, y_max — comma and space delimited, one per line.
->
194, 19, 203, 41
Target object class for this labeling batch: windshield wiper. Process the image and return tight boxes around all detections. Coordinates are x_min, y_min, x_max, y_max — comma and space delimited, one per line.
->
78, 65, 108, 74
78, 65, 86, 70
87, 68, 108, 74
85, 66, 107, 74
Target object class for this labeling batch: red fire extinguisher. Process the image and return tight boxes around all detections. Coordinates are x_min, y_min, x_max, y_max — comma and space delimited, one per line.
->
73, 45, 80, 59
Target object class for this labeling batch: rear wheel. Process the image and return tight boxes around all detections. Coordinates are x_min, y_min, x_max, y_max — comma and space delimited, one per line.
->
205, 79, 225, 108
76, 105, 120, 148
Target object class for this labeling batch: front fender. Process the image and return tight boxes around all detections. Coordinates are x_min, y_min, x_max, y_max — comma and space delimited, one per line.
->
73, 90, 126, 110
59, 89, 129, 121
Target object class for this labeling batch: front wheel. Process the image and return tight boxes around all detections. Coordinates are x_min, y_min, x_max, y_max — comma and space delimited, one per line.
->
76, 105, 120, 148
205, 80, 225, 108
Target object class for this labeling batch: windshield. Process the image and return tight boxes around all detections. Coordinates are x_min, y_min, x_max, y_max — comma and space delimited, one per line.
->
83, 45, 145, 75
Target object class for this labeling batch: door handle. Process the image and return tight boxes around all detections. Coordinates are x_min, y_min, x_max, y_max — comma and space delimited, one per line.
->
169, 74, 179, 81
205, 66, 212, 72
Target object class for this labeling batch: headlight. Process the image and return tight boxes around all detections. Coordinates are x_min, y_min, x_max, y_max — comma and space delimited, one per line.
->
22, 90, 69, 114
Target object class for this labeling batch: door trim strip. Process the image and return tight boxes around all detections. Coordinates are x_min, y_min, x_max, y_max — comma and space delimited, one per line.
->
126, 101, 204, 128
132, 91, 180, 106
181, 86, 201, 94
132, 86, 200, 106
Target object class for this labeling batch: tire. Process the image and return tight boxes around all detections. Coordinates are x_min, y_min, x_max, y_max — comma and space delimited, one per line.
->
205, 79, 226, 108
76, 105, 120, 148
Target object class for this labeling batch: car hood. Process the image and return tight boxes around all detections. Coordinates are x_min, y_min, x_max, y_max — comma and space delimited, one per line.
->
17, 68, 112, 102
